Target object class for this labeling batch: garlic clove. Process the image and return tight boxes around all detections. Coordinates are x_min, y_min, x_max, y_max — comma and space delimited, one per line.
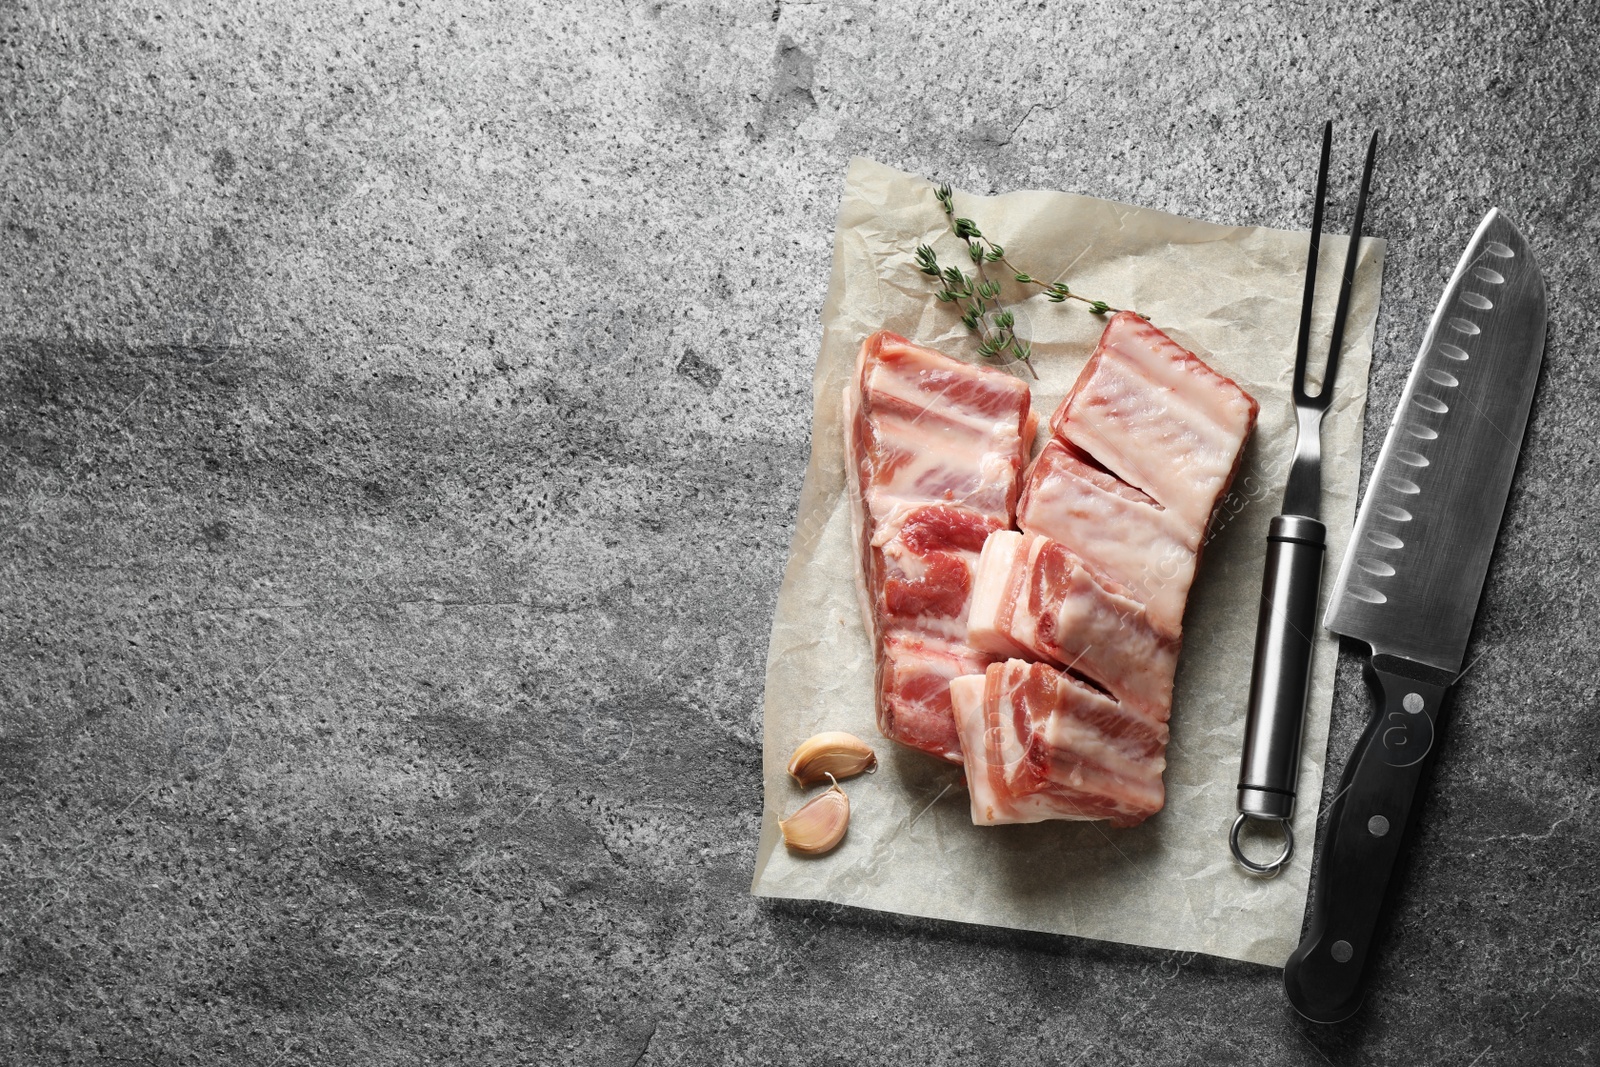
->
779, 777, 850, 855
786, 731, 878, 786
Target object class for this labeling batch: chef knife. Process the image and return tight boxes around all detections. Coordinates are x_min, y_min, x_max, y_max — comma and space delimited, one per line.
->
1283, 208, 1546, 1023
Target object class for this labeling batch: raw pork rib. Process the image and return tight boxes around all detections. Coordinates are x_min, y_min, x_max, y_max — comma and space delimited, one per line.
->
951, 660, 1168, 827
1018, 312, 1259, 626
845, 331, 1035, 763
968, 530, 1179, 721
1015, 440, 1200, 635
959, 312, 1258, 825
1044, 312, 1260, 533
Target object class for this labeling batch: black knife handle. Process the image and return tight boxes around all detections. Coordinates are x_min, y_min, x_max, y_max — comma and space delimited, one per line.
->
1237, 514, 1327, 824
1283, 658, 1452, 1023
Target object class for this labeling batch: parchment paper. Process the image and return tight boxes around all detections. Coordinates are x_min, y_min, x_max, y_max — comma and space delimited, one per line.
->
751, 157, 1385, 967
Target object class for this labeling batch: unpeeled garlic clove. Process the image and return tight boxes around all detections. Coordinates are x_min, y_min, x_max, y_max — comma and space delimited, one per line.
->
787, 731, 877, 786
779, 777, 850, 855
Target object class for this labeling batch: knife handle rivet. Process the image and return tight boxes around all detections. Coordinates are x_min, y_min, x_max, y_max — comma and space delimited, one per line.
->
1368, 814, 1390, 837
1331, 940, 1354, 963
1403, 692, 1424, 713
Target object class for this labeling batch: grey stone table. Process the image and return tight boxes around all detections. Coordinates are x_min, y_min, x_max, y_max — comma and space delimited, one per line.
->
2, 2, 1595, 1064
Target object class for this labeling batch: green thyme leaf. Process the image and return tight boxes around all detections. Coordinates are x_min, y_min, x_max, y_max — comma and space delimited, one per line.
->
912, 177, 1139, 378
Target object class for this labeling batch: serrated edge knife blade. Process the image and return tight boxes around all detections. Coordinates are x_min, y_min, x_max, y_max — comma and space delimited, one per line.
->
1324, 208, 1547, 672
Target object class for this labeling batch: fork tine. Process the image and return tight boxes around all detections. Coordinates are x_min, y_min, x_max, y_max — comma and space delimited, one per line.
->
1293, 121, 1334, 406
1321, 129, 1380, 405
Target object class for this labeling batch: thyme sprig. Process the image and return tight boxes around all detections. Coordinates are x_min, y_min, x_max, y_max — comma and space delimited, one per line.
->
913, 243, 1036, 378
913, 182, 1126, 376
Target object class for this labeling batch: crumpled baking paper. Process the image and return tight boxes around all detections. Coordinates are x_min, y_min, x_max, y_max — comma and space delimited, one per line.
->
751, 156, 1385, 967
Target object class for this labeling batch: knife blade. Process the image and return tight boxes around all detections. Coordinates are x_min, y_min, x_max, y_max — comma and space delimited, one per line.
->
1283, 208, 1547, 1023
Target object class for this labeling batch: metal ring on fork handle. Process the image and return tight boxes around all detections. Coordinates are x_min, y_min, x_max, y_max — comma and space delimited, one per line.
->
1230, 813, 1294, 877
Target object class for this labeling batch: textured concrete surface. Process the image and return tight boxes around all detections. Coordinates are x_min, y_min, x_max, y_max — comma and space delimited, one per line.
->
1, 1, 1596, 1064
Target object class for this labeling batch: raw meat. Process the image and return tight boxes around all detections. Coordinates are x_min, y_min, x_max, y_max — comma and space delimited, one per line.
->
1015, 439, 1200, 635
960, 313, 1257, 824
877, 632, 994, 763
845, 331, 1035, 763
1044, 311, 1259, 533
968, 530, 1180, 721
846, 332, 1035, 524
866, 506, 1004, 762
950, 660, 1168, 827
1017, 312, 1258, 636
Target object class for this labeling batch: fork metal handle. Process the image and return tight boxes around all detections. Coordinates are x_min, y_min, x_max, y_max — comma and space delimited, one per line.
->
1236, 514, 1327, 823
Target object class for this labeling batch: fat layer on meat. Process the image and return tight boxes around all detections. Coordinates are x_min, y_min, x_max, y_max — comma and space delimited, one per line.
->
958, 313, 1257, 823
951, 660, 1168, 827
845, 331, 1035, 763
